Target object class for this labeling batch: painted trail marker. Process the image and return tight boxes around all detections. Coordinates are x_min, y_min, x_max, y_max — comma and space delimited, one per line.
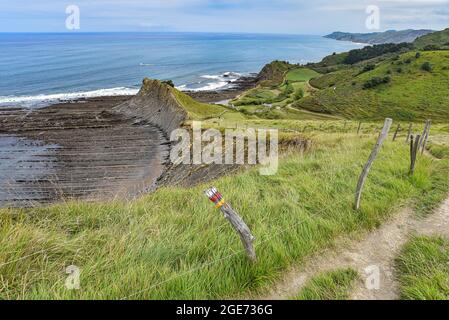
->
205, 187, 256, 262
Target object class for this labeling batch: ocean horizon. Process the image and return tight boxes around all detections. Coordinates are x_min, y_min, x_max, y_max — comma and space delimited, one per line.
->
0, 32, 363, 108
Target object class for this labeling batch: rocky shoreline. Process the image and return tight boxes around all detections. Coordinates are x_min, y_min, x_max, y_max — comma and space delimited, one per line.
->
0, 98, 169, 207
0, 75, 257, 207
185, 74, 257, 103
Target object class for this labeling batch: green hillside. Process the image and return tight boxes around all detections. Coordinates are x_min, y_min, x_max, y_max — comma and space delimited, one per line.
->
414, 28, 449, 50
216, 29, 449, 122
295, 51, 449, 121
171, 85, 245, 120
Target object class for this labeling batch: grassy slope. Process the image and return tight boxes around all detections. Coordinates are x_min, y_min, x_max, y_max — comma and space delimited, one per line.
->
296, 51, 449, 121
285, 68, 320, 82
293, 269, 358, 300
427, 128, 449, 159
396, 236, 449, 300
171, 87, 245, 121
414, 28, 449, 49
257, 60, 296, 87
1, 131, 448, 299
307, 52, 350, 74
428, 143, 449, 159
309, 68, 358, 90
230, 67, 332, 121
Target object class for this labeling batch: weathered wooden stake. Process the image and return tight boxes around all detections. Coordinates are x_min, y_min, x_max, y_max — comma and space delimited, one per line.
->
410, 135, 414, 174
357, 122, 362, 135
355, 118, 393, 210
392, 124, 401, 141
205, 187, 256, 262
419, 120, 431, 150
421, 120, 432, 155
405, 123, 413, 144
410, 135, 421, 175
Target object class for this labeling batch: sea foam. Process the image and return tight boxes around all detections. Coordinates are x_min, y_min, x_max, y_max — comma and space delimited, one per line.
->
0, 87, 140, 108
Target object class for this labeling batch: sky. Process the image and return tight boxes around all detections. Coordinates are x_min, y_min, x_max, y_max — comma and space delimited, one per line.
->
1, 0, 449, 34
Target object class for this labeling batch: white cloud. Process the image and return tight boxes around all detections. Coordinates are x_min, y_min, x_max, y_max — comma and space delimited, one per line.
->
0, 0, 448, 33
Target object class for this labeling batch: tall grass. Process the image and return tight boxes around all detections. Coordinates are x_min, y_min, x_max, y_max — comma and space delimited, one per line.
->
396, 236, 449, 300
293, 268, 359, 300
0, 133, 448, 299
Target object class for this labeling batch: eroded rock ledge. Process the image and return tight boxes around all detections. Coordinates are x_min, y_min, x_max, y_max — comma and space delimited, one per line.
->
112, 78, 188, 136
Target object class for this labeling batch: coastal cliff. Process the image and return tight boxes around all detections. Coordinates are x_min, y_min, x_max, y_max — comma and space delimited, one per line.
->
112, 78, 189, 136
256, 60, 296, 86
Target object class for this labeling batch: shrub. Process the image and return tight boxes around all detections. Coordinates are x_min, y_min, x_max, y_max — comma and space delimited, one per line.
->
294, 88, 304, 100
421, 62, 433, 72
396, 67, 403, 73
423, 44, 440, 51
363, 76, 391, 89
404, 58, 412, 64
343, 43, 413, 65
362, 64, 376, 73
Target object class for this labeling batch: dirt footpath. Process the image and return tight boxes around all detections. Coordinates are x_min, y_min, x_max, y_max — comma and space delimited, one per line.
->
257, 196, 449, 300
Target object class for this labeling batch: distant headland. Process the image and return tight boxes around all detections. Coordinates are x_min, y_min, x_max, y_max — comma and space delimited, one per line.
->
325, 29, 435, 45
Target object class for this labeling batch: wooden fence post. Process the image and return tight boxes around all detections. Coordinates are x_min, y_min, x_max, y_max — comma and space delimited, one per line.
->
410, 135, 421, 175
419, 120, 431, 150
405, 123, 413, 144
421, 120, 432, 155
393, 124, 401, 141
355, 118, 393, 210
205, 187, 256, 262
357, 122, 362, 135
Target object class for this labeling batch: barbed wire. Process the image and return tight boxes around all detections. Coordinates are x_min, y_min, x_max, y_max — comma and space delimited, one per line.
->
0, 128, 431, 299
120, 142, 420, 299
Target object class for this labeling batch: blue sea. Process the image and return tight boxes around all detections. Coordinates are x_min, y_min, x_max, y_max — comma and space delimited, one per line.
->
0, 32, 362, 108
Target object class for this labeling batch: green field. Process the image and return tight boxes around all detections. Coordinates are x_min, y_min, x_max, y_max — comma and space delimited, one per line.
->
396, 236, 449, 300
285, 68, 320, 82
